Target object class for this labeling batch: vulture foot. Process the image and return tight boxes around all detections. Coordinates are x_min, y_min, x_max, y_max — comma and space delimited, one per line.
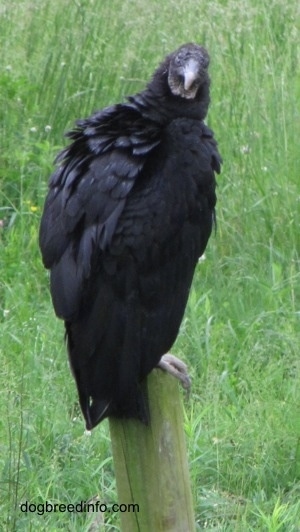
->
157, 353, 191, 389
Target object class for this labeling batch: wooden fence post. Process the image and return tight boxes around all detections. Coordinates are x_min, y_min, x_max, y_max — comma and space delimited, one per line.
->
109, 368, 195, 531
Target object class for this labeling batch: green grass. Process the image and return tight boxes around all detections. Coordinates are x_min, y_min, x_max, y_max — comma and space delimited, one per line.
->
1, 0, 300, 529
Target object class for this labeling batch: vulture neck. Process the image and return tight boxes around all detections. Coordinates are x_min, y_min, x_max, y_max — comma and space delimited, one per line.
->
127, 72, 210, 126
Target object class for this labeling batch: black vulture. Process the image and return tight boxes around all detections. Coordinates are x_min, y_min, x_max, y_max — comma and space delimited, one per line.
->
39, 43, 222, 430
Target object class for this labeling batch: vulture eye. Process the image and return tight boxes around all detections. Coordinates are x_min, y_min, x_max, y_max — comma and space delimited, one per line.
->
174, 54, 182, 66
203, 57, 209, 69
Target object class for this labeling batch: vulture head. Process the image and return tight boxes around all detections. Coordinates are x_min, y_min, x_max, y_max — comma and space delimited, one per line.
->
167, 43, 210, 100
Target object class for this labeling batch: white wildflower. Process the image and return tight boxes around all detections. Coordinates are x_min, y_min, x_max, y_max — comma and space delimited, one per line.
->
240, 145, 250, 154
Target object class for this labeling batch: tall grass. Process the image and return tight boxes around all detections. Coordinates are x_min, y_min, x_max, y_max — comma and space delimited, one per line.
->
1, 0, 299, 529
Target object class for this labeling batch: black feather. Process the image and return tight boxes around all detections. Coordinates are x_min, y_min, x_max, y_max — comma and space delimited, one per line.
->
39, 43, 222, 429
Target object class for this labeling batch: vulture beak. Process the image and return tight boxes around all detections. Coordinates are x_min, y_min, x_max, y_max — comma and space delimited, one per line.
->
183, 60, 199, 90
